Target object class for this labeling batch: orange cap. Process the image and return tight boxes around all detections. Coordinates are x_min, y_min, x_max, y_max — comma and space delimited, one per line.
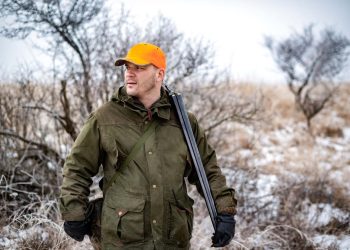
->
114, 43, 166, 70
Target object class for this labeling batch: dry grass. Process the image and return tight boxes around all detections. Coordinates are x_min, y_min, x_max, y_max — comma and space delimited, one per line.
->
1, 81, 350, 249
205, 82, 350, 249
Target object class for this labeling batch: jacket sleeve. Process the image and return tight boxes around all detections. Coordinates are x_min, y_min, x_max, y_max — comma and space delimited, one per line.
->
187, 112, 237, 215
59, 113, 101, 221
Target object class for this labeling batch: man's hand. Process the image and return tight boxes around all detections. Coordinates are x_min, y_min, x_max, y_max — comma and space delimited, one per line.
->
64, 220, 91, 241
64, 204, 93, 241
211, 213, 236, 247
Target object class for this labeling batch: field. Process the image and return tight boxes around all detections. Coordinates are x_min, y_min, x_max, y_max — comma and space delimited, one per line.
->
0, 82, 349, 249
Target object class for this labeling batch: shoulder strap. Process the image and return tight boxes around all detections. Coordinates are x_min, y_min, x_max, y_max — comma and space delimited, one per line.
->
104, 120, 158, 192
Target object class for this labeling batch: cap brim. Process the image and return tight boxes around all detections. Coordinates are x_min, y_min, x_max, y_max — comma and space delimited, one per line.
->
114, 57, 150, 67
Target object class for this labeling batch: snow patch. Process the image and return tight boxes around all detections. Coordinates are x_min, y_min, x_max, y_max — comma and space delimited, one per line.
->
307, 203, 349, 227
343, 127, 350, 141
313, 234, 350, 250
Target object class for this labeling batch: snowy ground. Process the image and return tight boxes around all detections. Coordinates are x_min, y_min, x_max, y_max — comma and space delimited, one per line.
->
189, 84, 350, 249
1, 84, 349, 249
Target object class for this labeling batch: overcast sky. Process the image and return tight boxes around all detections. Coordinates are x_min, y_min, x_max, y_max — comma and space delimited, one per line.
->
1, 0, 350, 83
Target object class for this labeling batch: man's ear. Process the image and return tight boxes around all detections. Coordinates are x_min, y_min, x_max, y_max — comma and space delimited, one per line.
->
157, 69, 165, 82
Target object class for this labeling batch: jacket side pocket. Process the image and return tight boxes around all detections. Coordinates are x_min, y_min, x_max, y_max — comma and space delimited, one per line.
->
165, 200, 193, 247
101, 196, 146, 246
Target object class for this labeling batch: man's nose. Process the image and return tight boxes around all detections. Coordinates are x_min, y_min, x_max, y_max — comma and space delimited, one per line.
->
125, 68, 137, 76
125, 68, 136, 76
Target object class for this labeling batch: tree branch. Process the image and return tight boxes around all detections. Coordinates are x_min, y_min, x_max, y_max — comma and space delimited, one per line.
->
0, 130, 63, 163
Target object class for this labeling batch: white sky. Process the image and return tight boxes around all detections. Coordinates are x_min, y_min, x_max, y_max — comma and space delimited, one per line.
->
1, 0, 350, 83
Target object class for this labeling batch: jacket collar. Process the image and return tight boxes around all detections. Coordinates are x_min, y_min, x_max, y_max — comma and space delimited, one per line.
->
111, 86, 171, 120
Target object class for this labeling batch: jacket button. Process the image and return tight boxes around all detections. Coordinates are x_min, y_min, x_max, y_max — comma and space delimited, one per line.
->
152, 184, 157, 188
118, 211, 123, 216
152, 219, 157, 224
148, 151, 153, 155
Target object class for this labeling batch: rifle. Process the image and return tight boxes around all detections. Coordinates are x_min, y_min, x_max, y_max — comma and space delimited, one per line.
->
166, 87, 218, 229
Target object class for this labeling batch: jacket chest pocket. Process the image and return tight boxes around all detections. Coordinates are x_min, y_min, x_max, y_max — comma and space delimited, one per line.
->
102, 196, 146, 245
100, 124, 139, 171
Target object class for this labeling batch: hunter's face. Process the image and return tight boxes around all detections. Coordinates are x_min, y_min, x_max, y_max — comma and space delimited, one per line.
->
124, 62, 163, 101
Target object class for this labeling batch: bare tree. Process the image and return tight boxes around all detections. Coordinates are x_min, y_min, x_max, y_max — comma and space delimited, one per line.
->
265, 25, 350, 130
0, 0, 219, 133
0, 0, 106, 115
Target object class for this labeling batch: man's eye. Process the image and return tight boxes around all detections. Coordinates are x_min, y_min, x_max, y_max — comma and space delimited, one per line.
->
124, 65, 146, 71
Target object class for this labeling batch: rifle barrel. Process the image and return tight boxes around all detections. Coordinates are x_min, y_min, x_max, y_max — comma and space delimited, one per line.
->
170, 92, 218, 229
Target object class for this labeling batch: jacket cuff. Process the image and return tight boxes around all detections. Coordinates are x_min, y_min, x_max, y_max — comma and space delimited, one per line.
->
61, 207, 86, 221
215, 194, 237, 215
218, 206, 236, 215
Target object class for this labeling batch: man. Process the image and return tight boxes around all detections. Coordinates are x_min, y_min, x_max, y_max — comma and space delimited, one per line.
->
60, 43, 237, 249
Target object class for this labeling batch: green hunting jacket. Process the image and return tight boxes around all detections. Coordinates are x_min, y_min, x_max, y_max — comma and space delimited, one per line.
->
59, 86, 237, 249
